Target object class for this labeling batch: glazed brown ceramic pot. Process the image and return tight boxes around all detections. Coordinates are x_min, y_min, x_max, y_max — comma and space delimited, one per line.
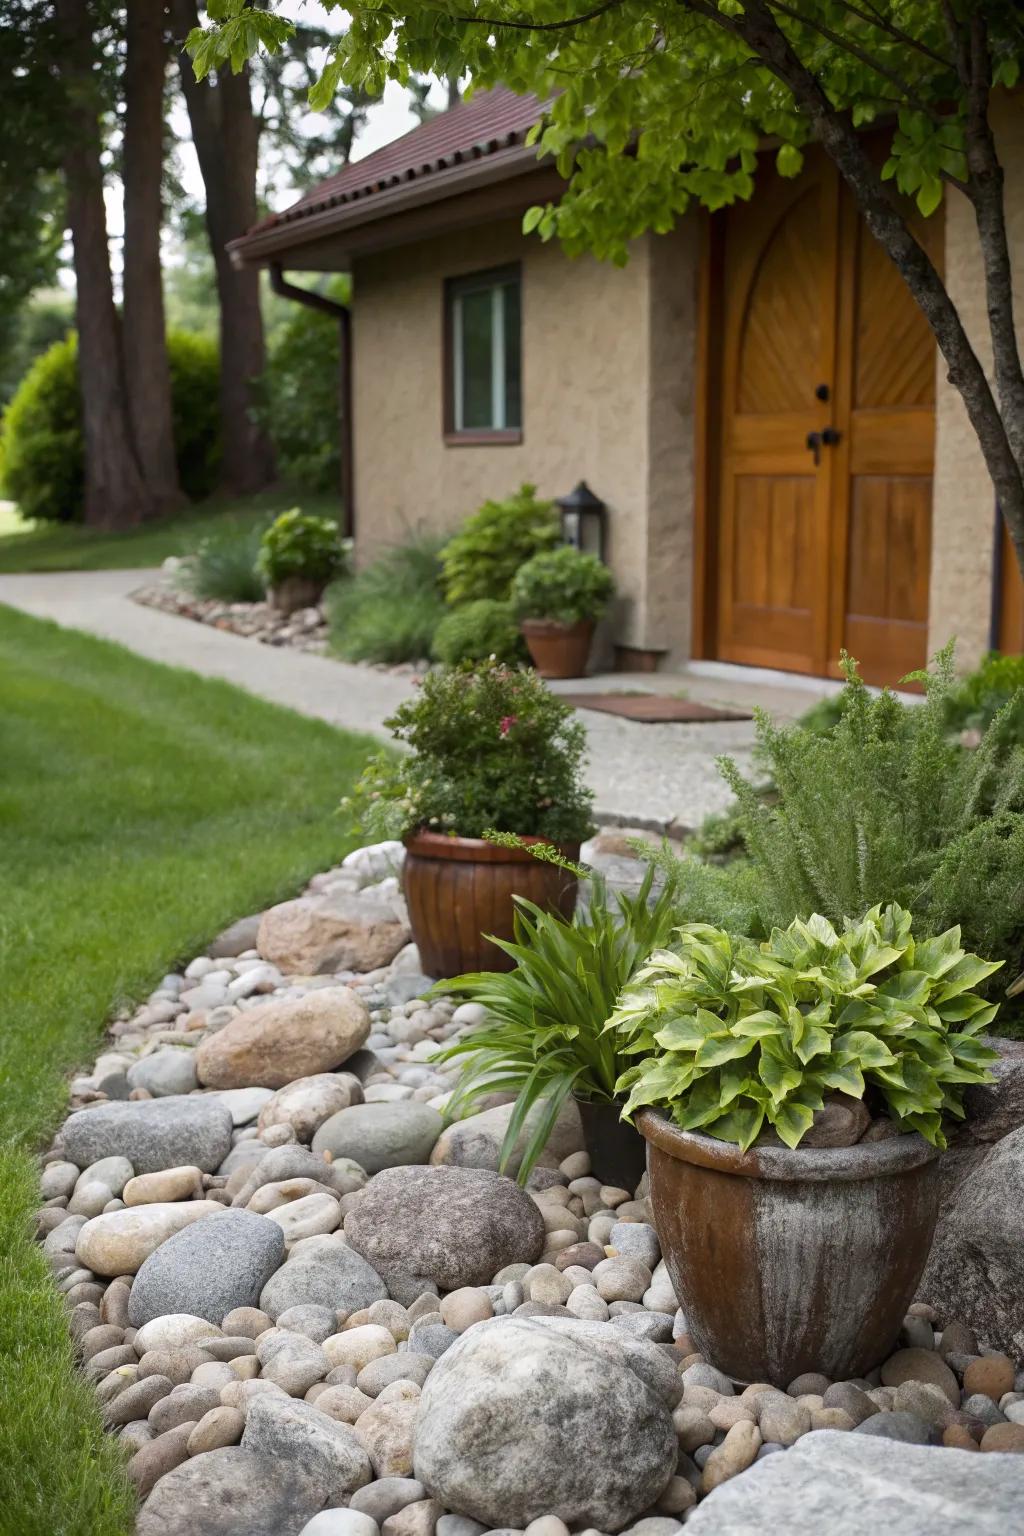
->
402, 831, 580, 977
637, 1110, 941, 1385
520, 619, 594, 679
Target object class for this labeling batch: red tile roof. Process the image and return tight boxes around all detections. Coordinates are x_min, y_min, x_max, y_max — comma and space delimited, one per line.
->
252, 86, 544, 236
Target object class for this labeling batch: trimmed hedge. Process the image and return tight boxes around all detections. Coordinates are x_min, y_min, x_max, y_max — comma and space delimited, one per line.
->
0, 330, 220, 522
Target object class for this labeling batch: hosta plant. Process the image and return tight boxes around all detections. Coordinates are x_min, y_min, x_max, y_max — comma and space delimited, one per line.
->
611, 903, 1000, 1152
436, 861, 681, 1183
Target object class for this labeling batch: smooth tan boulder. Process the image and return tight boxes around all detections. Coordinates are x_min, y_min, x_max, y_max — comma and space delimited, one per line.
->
75, 1202, 223, 1276
257, 893, 409, 975
196, 989, 370, 1091
123, 1166, 203, 1206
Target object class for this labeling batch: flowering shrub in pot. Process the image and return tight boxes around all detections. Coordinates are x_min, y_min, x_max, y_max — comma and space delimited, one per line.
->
257, 508, 348, 615
342, 659, 594, 974
511, 544, 615, 679
609, 903, 1000, 1383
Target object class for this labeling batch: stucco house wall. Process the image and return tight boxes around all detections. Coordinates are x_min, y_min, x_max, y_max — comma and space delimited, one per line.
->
930, 90, 1024, 667
351, 215, 698, 663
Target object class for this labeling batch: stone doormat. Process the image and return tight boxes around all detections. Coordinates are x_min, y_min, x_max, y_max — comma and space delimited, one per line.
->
561, 694, 754, 724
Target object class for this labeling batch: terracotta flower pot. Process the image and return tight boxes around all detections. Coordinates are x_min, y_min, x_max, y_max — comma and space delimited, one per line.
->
575, 1096, 648, 1191
637, 1110, 941, 1385
402, 830, 580, 978
520, 619, 594, 679
269, 575, 326, 615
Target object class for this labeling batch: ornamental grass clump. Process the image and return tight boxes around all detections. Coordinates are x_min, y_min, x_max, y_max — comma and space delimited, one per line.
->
611, 903, 999, 1151
341, 658, 593, 844
436, 863, 681, 1182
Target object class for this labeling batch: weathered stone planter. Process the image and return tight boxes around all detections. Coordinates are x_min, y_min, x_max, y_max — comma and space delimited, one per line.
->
269, 575, 326, 615
403, 831, 579, 977
638, 1109, 942, 1385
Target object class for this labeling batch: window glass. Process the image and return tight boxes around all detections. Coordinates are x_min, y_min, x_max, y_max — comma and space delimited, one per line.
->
459, 288, 494, 430
449, 269, 521, 434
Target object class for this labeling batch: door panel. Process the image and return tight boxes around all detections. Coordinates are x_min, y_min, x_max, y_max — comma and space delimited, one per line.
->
830, 191, 939, 682
712, 151, 937, 685
715, 165, 837, 674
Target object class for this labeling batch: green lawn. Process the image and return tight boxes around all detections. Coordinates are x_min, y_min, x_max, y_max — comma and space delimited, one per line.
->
0, 605, 379, 1535
0, 487, 341, 574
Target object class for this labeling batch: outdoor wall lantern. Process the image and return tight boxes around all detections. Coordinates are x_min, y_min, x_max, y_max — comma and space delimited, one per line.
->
557, 481, 606, 562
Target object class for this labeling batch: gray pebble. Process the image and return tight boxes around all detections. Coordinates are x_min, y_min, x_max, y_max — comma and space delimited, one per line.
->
350, 1478, 429, 1524
407, 1323, 459, 1359
853, 1410, 931, 1444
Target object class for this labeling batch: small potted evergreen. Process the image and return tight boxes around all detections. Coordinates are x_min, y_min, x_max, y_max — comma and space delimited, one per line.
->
511, 545, 615, 679
258, 508, 348, 616
342, 659, 594, 975
609, 903, 999, 1385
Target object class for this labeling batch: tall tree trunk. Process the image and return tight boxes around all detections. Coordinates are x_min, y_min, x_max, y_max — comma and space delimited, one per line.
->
55, 0, 153, 529
173, 0, 274, 495
123, 0, 182, 516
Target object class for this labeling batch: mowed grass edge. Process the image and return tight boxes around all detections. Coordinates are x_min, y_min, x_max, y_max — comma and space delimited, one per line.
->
0, 604, 380, 1536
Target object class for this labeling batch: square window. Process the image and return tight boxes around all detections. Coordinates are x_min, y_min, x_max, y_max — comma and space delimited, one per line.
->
445, 266, 522, 442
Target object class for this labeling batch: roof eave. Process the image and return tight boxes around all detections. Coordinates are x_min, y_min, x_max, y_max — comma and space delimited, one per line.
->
229, 140, 544, 269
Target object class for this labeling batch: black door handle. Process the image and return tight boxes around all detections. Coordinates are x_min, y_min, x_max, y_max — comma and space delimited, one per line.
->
806, 430, 822, 465
822, 426, 841, 447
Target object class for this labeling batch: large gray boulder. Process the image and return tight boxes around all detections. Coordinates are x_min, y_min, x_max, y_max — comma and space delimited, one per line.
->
684, 1429, 1024, 1535
242, 1394, 373, 1500
311, 1102, 442, 1173
922, 1123, 1024, 1356
414, 1316, 677, 1532
135, 1447, 321, 1536
345, 1166, 545, 1292
128, 1209, 285, 1327
429, 1098, 583, 1175
960, 1037, 1024, 1144
61, 1097, 232, 1174
260, 1234, 387, 1320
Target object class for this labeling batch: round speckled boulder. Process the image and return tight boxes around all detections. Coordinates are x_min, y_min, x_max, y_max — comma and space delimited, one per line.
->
345, 1166, 545, 1291
128, 1209, 285, 1327
61, 1097, 232, 1175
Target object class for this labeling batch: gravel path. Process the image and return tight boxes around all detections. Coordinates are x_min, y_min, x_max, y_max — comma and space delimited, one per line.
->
0, 568, 830, 830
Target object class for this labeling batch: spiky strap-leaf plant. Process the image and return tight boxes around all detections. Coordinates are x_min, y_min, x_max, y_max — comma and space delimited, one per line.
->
611, 903, 999, 1151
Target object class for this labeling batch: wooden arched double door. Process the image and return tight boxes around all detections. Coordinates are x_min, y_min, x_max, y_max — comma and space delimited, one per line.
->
711, 150, 940, 685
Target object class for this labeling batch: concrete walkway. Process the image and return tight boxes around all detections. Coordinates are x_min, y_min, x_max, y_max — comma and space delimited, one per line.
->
0, 569, 832, 829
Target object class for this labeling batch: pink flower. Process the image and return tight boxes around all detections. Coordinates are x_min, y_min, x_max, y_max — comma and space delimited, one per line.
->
499, 715, 518, 737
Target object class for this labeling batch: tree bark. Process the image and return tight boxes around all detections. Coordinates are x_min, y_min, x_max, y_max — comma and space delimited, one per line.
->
173, 0, 274, 495
700, 0, 1024, 576
123, 0, 182, 516
55, 0, 153, 529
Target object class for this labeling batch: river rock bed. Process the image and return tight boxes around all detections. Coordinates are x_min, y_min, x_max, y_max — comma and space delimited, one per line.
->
36, 841, 1024, 1534
132, 567, 424, 675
